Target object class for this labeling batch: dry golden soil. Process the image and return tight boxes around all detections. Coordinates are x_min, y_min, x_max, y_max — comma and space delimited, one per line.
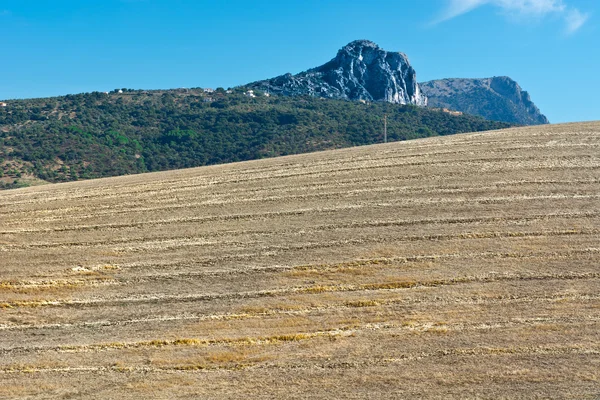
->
1, 122, 599, 399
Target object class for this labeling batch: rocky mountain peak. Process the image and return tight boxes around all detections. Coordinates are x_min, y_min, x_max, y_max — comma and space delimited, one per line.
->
247, 40, 427, 106
343, 39, 379, 49
245, 40, 548, 126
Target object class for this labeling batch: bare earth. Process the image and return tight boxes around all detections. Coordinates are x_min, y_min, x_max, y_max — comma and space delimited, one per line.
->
1, 122, 599, 399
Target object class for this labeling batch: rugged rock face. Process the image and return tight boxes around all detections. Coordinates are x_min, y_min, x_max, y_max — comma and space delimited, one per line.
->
420, 77, 549, 125
248, 40, 427, 106
246, 40, 548, 125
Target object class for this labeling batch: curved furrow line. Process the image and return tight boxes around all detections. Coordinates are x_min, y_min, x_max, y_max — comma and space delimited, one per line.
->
0, 328, 355, 356
1, 316, 599, 360
65, 155, 597, 194
2, 226, 599, 255
4, 178, 599, 224
0, 278, 121, 291
1, 144, 598, 208
0, 186, 425, 223
97, 247, 600, 285
186, 140, 600, 175
4, 210, 598, 248
173, 141, 600, 179
139, 142, 599, 185
73, 176, 600, 206
0, 205, 359, 233
129, 162, 600, 191
4, 175, 598, 222
2, 271, 598, 309
2, 228, 598, 255
4, 341, 598, 376
3, 247, 599, 288
3, 193, 599, 235
2, 169, 599, 226
2, 292, 598, 332
104, 246, 600, 275
5, 152, 596, 209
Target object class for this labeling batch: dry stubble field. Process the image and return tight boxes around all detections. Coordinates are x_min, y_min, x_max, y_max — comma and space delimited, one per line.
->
0, 122, 599, 399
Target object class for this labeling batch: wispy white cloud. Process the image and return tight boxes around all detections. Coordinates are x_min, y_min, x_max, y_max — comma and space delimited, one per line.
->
564, 8, 590, 34
435, 0, 485, 22
434, 0, 589, 34
0, 10, 12, 16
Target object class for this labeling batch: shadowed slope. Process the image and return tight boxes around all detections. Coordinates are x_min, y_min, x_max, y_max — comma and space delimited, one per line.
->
421, 77, 549, 125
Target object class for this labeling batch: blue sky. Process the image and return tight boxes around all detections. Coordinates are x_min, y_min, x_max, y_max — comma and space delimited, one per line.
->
1, 0, 597, 123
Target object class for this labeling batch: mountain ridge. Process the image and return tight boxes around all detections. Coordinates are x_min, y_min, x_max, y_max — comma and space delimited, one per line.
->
420, 76, 549, 125
247, 40, 547, 126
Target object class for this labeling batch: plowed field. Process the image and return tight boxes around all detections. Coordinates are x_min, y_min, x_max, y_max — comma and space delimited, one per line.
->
1, 122, 599, 399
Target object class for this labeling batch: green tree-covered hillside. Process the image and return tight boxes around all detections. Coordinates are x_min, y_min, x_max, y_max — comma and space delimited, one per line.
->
0, 88, 510, 189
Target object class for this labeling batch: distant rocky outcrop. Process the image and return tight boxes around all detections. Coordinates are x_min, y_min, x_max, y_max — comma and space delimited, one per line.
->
246, 40, 548, 125
247, 40, 427, 106
420, 77, 549, 125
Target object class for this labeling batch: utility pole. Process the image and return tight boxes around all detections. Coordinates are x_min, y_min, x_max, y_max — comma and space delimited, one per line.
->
383, 114, 387, 143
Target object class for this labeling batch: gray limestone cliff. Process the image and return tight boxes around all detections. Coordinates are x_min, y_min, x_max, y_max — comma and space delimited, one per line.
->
247, 40, 427, 106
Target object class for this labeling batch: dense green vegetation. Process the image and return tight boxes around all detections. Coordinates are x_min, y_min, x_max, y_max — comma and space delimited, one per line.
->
0, 88, 511, 188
